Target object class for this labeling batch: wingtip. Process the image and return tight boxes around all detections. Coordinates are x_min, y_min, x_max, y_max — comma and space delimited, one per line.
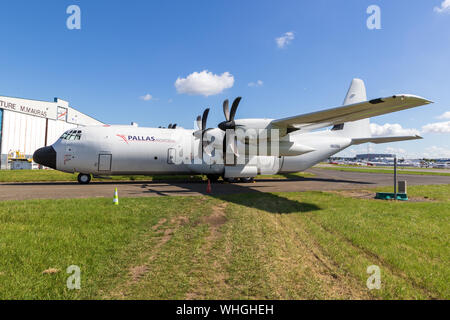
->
394, 94, 434, 104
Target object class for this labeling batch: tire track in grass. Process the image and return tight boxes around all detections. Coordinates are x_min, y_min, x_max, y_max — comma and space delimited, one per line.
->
185, 202, 229, 299
106, 215, 190, 298
304, 212, 439, 299
273, 213, 370, 299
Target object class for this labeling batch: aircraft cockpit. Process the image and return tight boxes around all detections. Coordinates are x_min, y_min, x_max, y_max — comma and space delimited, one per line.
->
60, 130, 82, 141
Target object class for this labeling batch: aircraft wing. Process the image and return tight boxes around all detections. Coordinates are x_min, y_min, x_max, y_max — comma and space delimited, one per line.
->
271, 95, 432, 131
351, 135, 422, 145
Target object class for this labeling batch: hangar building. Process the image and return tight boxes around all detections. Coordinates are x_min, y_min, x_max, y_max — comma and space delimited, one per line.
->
0, 94, 103, 169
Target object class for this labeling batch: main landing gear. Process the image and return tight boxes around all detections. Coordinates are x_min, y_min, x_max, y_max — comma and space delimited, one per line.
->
222, 177, 254, 183
77, 173, 92, 184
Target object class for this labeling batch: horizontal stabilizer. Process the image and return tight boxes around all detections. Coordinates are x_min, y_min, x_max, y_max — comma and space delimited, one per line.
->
351, 135, 422, 145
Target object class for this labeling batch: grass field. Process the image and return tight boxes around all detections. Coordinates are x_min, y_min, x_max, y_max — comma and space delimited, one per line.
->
0, 169, 313, 183
0, 185, 448, 299
316, 166, 450, 176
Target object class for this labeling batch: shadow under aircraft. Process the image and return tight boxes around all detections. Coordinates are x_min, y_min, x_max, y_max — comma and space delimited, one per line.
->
134, 180, 321, 214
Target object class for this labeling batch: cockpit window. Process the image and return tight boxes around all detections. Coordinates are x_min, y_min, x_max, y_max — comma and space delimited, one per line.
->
60, 130, 82, 140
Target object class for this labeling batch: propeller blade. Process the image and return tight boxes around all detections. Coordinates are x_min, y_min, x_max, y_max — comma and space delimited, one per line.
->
230, 133, 239, 157
202, 108, 210, 131
229, 97, 241, 121
223, 130, 239, 164
199, 137, 203, 160
172, 123, 177, 129
223, 99, 230, 121
196, 116, 202, 130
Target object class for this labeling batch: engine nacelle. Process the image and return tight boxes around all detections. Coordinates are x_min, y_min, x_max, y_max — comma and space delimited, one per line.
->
224, 165, 258, 178
232, 141, 315, 157
270, 141, 315, 156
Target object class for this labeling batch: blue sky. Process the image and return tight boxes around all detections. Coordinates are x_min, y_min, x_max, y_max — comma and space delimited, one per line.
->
1, 0, 449, 158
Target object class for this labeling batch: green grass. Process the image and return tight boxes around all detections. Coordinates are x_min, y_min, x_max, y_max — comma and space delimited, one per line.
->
317, 166, 450, 176
0, 170, 205, 183
0, 185, 448, 299
0, 169, 313, 183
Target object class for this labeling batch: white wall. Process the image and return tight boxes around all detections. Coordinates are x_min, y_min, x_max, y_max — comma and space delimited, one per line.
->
0, 95, 103, 160
1, 110, 46, 156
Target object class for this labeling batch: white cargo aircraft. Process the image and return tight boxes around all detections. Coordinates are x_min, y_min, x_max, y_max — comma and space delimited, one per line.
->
33, 79, 432, 184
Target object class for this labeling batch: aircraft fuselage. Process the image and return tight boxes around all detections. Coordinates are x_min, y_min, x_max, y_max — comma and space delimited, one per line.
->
35, 125, 352, 178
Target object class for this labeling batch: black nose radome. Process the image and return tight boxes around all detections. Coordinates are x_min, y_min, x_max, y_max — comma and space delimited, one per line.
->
33, 146, 57, 169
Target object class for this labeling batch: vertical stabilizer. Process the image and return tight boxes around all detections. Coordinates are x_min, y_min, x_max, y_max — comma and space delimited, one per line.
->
333, 78, 371, 138
343, 78, 367, 105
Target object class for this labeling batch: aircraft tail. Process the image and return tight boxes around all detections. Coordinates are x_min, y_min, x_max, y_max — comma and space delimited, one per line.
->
332, 78, 371, 138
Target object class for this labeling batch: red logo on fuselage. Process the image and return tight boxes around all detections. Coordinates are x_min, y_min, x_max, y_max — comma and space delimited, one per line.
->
116, 134, 129, 144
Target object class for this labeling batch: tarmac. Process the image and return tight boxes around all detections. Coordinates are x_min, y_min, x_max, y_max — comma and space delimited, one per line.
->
0, 168, 448, 201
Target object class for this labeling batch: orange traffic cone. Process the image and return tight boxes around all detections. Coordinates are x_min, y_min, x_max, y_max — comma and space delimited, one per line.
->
206, 179, 212, 194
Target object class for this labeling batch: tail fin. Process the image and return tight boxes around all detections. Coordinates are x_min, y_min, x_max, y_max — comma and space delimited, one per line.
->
332, 78, 371, 138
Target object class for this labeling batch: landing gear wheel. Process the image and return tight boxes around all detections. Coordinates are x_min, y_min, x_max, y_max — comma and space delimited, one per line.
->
239, 177, 254, 183
223, 177, 238, 183
206, 174, 220, 183
77, 173, 91, 184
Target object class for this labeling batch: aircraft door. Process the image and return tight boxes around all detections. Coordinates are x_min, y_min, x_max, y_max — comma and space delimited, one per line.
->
98, 154, 112, 171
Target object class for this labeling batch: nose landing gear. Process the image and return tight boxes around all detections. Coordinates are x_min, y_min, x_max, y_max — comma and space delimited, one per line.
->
77, 173, 92, 184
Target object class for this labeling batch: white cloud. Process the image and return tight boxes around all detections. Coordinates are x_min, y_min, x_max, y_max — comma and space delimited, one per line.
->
384, 147, 407, 156
434, 0, 450, 13
248, 80, 263, 87
423, 146, 450, 158
140, 94, 153, 101
422, 121, 450, 133
370, 123, 420, 137
174, 70, 234, 97
275, 31, 294, 48
437, 111, 450, 119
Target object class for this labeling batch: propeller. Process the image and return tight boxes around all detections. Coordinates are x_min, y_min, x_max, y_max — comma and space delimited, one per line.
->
218, 97, 241, 130
219, 97, 242, 160
193, 108, 213, 159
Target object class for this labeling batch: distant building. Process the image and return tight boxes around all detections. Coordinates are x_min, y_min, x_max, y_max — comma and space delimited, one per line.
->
355, 154, 394, 161
0, 94, 103, 169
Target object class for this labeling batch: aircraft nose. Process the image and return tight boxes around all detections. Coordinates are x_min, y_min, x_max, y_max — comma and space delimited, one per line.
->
33, 146, 57, 169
